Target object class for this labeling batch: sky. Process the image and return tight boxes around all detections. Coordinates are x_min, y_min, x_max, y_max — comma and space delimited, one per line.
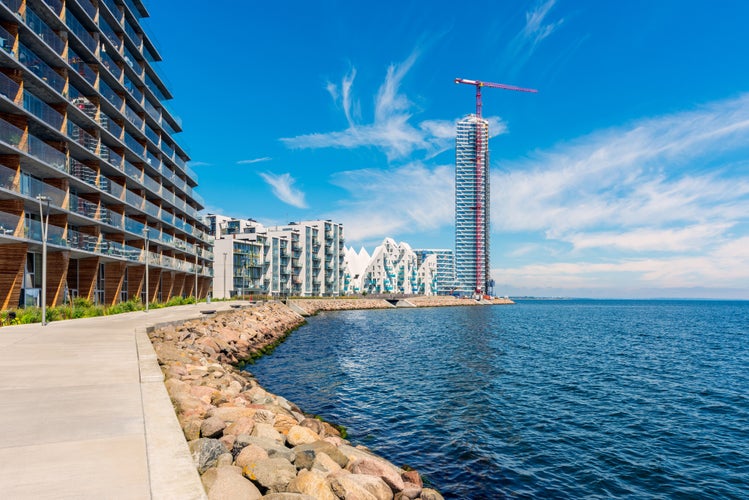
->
143, 0, 749, 299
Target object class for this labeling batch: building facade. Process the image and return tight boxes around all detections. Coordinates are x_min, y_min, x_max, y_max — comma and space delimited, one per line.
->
0, 0, 212, 309
455, 114, 491, 296
414, 248, 456, 295
206, 215, 345, 298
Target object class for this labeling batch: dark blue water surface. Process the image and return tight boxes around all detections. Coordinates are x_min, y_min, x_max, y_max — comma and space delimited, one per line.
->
246, 300, 749, 499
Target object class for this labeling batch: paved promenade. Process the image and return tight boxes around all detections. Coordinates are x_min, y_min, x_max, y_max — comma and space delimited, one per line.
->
0, 301, 245, 499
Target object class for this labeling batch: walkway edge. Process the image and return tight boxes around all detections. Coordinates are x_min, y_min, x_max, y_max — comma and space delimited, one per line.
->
136, 327, 207, 500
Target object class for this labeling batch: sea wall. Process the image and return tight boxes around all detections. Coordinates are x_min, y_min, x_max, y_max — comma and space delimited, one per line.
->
150, 301, 443, 500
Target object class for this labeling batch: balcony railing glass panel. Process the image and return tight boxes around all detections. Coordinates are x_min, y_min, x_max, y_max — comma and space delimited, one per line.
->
27, 134, 67, 171
68, 48, 97, 86
99, 18, 122, 51
78, 0, 96, 20
67, 121, 98, 154
65, 12, 97, 54
18, 44, 65, 95
23, 7, 65, 55
124, 131, 143, 155
70, 159, 98, 187
99, 79, 124, 109
100, 48, 123, 81
23, 90, 63, 130
123, 159, 142, 182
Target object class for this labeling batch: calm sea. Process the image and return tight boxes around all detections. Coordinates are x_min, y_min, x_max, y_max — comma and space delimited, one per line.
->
246, 300, 749, 499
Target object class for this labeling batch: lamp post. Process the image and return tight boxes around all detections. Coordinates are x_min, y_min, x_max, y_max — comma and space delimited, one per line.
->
144, 227, 149, 312
36, 195, 50, 326
223, 252, 228, 299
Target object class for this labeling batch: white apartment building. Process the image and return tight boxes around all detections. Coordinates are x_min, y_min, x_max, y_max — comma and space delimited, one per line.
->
206, 215, 345, 298
414, 248, 457, 295
359, 238, 419, 295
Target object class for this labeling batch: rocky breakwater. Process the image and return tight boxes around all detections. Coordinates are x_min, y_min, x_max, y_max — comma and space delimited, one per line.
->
290, 298, 394, 315
150, 302, 443, 500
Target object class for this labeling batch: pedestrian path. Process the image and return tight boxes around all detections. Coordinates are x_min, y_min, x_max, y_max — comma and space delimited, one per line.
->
0, 301, 244, 499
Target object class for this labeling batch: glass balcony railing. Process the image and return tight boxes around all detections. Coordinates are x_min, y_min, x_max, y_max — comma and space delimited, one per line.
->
145, 124, 159, 146
105, 116, 123, 139
144, 199, 159, 217
70, 159, 98, 187
124, 20, 141, 49
99, 18, 122, 51
124, 103, 143, 129
78, 0, 96, 20
0, 71, 19, 102
101, 0, 121, 22
69, 193, 99, 219
125, 189, 143, 209
68, 48, 97, 87
124, 131, 144, 155
67, 121, 98, 154
123, 159, 142, 182
144, 97, 160, 123
143, 173, 160, 194
66, 12, 97, 54
18, 44, 65, 95
100, 79, 124, 109
100, 48, 123, 81
104, 145, 123, 169
27, 134, 67, 171
23, 90, 64, 130
23, 6, 65, 55
103, 177, 124, 199
42, 0, 63, 16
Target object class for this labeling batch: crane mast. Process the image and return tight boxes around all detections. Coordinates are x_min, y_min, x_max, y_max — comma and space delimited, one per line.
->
455, 78, 537, 296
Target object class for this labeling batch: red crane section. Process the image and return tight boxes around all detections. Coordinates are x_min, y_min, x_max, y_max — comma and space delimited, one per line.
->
455, 78, 537, 295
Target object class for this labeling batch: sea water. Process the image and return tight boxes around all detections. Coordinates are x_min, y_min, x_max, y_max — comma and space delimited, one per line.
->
247, 300, 749, 499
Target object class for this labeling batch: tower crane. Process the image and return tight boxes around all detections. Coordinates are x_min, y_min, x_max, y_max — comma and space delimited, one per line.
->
454, 78, 537, 296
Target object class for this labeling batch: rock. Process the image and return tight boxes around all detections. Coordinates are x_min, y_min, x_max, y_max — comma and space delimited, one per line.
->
286, 469, 337, 500
401, 470, 422, 488
209, 406, 257, 422
243, 457, 297, 493
201, 416, 227, 438
217, 452, 234, 467
219, 434, 236, 451
312, 452, 343, 475
348, 457, 405, 492
299, 418, 324, 436
420, 488, 444, 500
234, 435, 296, 463
293, 441, 348, 469
235, 444, 269, 468
189, 438, 229, 474
252, 422, 285, 444
261, 493, 316, 500
253, 409, 276, 424
205, 465, 262, 500
274, 414, 300, 435
224, 416, 255, 436
329, 472, 393, 500
286, 425, 321, 446
180, 416, 202, 441
395, 482, 422, 499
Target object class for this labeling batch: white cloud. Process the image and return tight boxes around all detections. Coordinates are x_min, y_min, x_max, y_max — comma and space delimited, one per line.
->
503, 0, 564, 74
329, 162, 454, 242
281, 53, 507, 160
258, 172, 308, 209
237, 157, 271, 165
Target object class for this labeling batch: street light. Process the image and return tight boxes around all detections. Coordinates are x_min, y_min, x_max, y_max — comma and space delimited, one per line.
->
223, 252, 228, 299
144, 226, 149, 312
36, 195, 50, 326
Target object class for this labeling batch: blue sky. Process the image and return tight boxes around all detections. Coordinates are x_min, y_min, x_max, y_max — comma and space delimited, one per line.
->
144, 0, 749, 299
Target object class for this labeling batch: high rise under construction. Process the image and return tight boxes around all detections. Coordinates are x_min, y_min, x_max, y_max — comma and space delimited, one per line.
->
455, 114, 491, 296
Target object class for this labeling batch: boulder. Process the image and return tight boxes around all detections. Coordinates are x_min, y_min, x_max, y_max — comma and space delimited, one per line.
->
401, 470, 422, 487
252, 422, 285, 444
253, 409, 276, 424
234, 435, 296, 463
224, 416, 255, 436
205, 465, 262, 500
189, 438, 228, 474
329, 472, 393, 500
312, 452, 343, 475
420, 488, 445, 500
235, 444, 269, 468
209, 406, 257, 422
293, 441, 348, 469
348, 457, 405, 492
395, 482, 422, 499
286, 425, 321, 446
243, 457, 297, 493
201, 416, 227, 439
299, 418, 325, 436
261, 493, 316, 500
274, 414, 301, 435
286, 469, 337, 500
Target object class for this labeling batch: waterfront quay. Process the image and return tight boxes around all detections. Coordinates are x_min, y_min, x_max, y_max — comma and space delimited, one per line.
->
0, 296, 509, 498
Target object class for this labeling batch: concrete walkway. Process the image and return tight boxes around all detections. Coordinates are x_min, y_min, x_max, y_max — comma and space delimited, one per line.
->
0, 301, 247, 499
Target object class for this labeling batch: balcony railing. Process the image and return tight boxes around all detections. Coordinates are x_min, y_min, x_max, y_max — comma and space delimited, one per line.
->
68, 48, 97, 86
65, 12, 97, 54
23, 90, 63, 130
23, 6, 65, 55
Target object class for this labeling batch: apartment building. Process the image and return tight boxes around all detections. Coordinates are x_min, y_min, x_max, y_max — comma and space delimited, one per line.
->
206, 215, 345, 298
0, 0, 212, 308
414, 248, 457, 295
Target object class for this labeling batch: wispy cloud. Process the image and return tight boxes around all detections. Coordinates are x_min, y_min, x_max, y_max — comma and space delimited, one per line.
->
237, 157, 271, 165
329, 162, 454, 242
258, 172, 308, 209
188, 161, 212, 167
491, 93, 749, 295
502, 0, 564, 75
282, 52, 507, 160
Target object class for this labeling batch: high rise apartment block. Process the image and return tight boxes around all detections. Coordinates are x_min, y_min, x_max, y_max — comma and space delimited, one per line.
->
0, 0, 212, 308
455, 114, 491, 296
414, 248, 456, 295
206, 215, 345, 298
